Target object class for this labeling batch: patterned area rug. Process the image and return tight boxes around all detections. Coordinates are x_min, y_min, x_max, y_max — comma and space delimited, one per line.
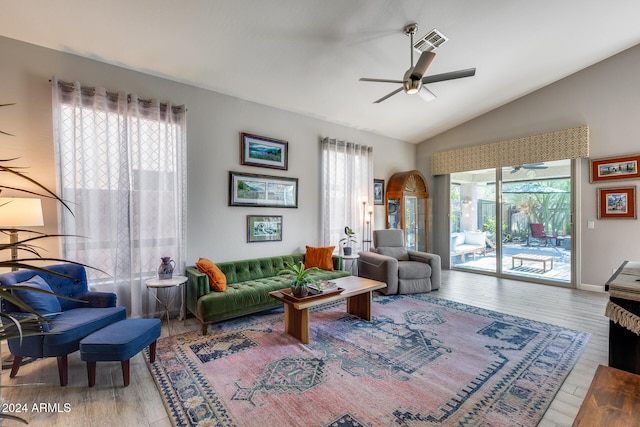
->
148, 294, 590, 426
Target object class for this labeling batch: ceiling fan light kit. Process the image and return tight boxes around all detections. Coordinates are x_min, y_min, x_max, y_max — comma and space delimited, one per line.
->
403, 70, 421, 94
359, 23, 476, 104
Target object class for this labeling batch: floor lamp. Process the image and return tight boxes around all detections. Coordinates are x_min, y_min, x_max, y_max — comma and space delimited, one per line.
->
361, 199, 373, 252
0, 197, 44, 368
0, 197, 44, 270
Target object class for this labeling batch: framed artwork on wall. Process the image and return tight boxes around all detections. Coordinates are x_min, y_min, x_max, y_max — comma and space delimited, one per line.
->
247, 215, 283, 242
373, 179, 385, 205
229, 171, 298, 208
597, 186, 636, 219
240, 132, 288, 170
590, 154, 640, 182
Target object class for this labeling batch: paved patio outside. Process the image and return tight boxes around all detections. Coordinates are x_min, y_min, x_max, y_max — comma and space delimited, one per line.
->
451, 241, 571, 283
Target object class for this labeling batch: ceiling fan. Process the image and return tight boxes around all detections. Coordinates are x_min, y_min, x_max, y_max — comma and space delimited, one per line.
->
511, 163, 548, 173
359, 23, 476, 104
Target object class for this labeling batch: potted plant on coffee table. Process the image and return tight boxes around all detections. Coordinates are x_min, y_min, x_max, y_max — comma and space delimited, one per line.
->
339, 226, 357, 256
277, 261, 320, 298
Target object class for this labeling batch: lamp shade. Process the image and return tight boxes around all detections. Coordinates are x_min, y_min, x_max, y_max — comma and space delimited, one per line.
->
0, 197, 44, 227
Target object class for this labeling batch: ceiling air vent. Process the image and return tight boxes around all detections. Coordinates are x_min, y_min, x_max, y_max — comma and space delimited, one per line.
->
413, 28, 448, 53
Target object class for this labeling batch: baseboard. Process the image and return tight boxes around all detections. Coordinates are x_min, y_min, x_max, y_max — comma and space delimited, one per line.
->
578, 283, 606, 293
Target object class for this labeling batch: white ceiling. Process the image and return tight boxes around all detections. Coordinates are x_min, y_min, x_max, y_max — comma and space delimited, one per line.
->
2, 1, 640, 143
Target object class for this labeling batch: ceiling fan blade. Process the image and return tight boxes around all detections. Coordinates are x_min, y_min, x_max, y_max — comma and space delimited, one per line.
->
422, 68, 476, 84
417, 86, 436, 102
373, 87, 403, 104
410, 51, 436, 80
360, 78, 404, 84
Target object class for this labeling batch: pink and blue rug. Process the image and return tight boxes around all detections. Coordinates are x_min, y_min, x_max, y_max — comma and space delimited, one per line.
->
148, 294, 590, 426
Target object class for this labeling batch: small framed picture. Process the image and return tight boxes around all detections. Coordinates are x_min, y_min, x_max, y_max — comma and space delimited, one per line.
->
247, 215, 283, 242
240, 132, 288, 170
590, 154, 640, 182
597, 186, 637, 219
373, 179, 385, 205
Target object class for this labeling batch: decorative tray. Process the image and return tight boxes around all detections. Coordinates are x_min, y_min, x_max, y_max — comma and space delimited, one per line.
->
277, 287, 344, 303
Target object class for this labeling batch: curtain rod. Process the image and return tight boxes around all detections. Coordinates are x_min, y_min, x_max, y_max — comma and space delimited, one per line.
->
49, 79, 186, 112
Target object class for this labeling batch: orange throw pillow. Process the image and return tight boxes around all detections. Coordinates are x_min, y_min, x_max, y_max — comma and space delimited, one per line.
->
304, 246, 335, 271
195, 258, 227, 292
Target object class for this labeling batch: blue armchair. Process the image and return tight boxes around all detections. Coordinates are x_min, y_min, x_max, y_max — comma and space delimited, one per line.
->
0, 263, 126, 386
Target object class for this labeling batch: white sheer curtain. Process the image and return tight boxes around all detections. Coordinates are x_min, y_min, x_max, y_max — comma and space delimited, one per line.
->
52, 78, 187, 318
321, 138, 373, 251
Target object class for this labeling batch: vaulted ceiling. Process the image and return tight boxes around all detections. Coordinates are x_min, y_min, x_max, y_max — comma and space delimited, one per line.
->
2, 1, 640, 143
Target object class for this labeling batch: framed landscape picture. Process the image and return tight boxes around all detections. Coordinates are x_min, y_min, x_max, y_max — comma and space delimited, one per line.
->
247, 215, 282, 242
229, 171, 298, 208
597, 186, 636, 219
590, 154, 640, 182
373, 179, 385, 205
240, 132, 288, 170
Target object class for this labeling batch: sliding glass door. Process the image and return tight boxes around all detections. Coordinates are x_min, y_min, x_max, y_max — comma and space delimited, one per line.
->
450, 168, 496, 273
450, 160, 573, 285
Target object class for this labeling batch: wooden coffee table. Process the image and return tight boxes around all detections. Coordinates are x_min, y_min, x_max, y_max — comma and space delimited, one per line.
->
573, 365, 640, 426
268, 276, 386, 344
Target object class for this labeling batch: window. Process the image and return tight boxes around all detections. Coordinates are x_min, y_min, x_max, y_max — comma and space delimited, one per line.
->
52, 79, 186, 317
320, 138, 373, 251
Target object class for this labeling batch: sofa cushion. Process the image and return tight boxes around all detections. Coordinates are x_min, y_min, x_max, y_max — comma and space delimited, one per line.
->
197, 276, 292, 323
216, 255, 304, 284
398, 261, 431, 279
377, 246, 410, 261
398, 278, 432, 294
0, 263, 91, 312
196, 269, 351, 324
452, 232, 465, 247
42, 306, 127, 356
196, 258, 227, 292
304, 246, 335, 271
463, 230, 485, 246
374, 229, 405, 247
12, 275, 62, 315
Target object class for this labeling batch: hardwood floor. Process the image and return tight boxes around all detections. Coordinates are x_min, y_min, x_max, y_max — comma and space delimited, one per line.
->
0, 270, 610, 426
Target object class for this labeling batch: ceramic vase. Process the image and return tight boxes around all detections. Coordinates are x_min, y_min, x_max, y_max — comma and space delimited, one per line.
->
158, 257, 176, 279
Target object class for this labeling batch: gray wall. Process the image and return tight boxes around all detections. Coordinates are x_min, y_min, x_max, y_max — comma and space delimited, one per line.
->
0, 36, 416, 268
417, 43, 640, 289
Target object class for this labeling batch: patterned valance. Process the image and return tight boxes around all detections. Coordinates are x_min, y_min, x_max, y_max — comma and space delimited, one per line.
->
430, 125, 590, 176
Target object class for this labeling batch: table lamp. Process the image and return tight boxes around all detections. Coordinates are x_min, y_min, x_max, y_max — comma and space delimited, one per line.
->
0, 197, 44, 268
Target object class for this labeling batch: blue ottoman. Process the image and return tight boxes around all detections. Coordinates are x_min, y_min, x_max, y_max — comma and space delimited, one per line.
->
79, 318, 161, 387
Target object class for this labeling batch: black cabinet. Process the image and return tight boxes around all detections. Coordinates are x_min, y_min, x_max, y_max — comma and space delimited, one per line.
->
607, 261, 640, 375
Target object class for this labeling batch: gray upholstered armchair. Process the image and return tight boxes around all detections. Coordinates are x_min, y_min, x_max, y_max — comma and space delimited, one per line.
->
357, 229, 441, 294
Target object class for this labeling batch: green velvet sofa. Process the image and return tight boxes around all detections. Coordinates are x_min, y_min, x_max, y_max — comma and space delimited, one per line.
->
186, 254, 350, 334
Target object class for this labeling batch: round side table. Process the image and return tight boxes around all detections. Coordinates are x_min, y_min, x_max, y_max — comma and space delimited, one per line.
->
342, 254, 360, 275
145, 275, 187, 336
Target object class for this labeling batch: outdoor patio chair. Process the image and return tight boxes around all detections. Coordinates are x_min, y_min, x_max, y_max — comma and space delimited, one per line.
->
529, 223, 557, 246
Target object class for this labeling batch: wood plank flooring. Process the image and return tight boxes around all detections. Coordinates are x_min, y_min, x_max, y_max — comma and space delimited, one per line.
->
0, 270, 610, 426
